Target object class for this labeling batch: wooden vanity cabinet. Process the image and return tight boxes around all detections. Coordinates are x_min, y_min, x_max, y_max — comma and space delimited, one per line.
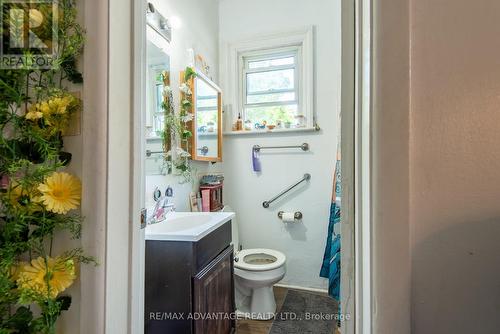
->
145, 221, 235, 334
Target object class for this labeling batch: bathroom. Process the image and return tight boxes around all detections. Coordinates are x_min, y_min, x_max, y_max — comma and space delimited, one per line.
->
143, 0, 343, 333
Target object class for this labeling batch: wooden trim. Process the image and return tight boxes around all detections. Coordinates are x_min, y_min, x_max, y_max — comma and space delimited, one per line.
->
181, 69, 223, 162
180, 71, 195, 156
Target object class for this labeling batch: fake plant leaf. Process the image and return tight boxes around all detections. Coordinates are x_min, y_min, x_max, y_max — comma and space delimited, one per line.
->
14, 141, 45, 164
61, 56, 84, 84
184, 67, 197, 81
4, 306, 33, 332
57, 296, 72, 312
182, 130, 192, 139
58, 151, 72, 166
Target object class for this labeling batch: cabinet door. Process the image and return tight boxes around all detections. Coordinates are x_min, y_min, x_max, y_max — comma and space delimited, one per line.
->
193, 246, 235, 334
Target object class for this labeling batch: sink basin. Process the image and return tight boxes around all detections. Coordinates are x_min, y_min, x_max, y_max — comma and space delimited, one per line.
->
145, 211, 235, 241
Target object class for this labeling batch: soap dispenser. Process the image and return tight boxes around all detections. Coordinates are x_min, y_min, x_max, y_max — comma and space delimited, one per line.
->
162, 185, 175, 212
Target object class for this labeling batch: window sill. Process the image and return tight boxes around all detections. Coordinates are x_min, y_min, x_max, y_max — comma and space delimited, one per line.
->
223, 125, 320, 136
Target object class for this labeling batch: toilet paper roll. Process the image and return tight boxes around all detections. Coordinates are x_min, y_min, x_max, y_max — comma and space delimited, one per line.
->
281, 212, 296, 223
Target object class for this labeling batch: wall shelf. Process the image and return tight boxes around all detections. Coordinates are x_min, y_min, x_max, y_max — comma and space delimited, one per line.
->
223, 125, 320, 137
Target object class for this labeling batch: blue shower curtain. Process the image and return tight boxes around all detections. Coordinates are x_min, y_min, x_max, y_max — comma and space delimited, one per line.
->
320, 149, 341, 300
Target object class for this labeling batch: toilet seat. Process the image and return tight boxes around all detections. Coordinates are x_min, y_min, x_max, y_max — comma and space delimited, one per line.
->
234, 248, 286, 272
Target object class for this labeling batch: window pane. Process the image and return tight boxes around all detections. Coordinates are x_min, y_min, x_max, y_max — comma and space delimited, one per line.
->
245, 104, 298, 125
155, 84, 163, 112
246, 69, 294, 93
197, 96, 218, 109
248, 56, 295, 69
246, 91, 296, 104
197, 111, 218, 130
196, 78, 219, 131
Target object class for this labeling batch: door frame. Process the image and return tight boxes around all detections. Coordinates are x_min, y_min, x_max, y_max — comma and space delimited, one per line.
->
99, 0, 375, 333
130, 0, 148, 332
341, 0, 372, 333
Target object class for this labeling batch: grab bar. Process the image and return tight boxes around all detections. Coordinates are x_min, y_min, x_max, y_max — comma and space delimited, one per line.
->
146, 150, 164, 157
262, 173, 311, 208
253, 143, 309, 153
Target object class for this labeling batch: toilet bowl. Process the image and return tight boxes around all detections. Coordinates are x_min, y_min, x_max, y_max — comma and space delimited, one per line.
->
233, 248, 286, 320
222, 206, 287, 320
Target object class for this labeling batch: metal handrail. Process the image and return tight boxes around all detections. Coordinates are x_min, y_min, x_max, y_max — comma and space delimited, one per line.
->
262, 173, 311, 208
146, 150, 164, 157
253, 143, 309, 153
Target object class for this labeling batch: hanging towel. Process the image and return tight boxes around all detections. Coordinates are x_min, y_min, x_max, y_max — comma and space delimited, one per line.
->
320, 149, 341, 300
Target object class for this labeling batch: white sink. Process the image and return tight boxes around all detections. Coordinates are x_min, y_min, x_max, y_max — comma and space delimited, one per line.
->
145, 211, 235, 242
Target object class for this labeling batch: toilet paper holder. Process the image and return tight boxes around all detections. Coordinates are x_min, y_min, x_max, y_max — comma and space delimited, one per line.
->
278, 211, 303, 220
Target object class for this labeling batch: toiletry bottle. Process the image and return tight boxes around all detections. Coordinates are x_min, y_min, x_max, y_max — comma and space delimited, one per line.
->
196, 193, 203, 212
236, 113, 243, 131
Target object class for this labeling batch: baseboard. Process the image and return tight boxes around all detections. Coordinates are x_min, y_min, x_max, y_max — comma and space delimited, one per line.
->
274, 283, 328, 295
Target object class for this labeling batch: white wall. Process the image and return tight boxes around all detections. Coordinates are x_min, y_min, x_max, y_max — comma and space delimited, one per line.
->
146, 0, 221, 211
219, 0, 341, 289
410, 1, 500, 333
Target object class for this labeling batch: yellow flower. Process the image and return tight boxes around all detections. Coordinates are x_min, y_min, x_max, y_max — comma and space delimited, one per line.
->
7, 181, 42, 212
26, 94, 77, 124
17, 256, 76, 299
38, 172, 81, 214
47, 96, 73, 115
25, 110, 43, 121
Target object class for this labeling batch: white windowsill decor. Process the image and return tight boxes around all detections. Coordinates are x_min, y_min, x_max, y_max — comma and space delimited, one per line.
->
223, 124, 320, 136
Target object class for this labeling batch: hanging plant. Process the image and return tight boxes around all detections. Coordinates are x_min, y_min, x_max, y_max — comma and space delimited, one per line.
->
159, 67, 197, 183
0, 1, 94, 333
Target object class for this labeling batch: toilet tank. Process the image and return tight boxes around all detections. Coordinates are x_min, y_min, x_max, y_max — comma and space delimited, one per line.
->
223, 205, 240, 251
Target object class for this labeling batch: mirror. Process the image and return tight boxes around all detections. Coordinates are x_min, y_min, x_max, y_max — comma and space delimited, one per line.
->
145, 24, 171, 175
183, 70, 222, 162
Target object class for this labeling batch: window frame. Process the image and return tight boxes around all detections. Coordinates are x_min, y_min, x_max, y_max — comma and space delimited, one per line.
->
225, 27, 315, 133
148, 65, 167, 134
241, 47, 301, 117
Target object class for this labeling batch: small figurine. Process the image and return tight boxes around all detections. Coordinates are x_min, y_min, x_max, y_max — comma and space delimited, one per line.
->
255, 121, 267, 130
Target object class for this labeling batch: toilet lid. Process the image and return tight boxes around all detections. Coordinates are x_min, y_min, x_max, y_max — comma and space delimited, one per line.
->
234, 248, 286, 272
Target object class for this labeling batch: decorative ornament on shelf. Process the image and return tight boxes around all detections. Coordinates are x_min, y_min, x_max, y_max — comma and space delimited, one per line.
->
0, 1, 95, 333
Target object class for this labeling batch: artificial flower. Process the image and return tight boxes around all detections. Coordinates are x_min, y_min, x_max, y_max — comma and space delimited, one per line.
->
38, 172, 81, 214
7, 181, 42, 211
179, 83, 192, 95
26, 94, 77, 125
17, 256, 76, 299
180, 113, 194, 123
25, 110, 43, 121
163, 85, 172, 96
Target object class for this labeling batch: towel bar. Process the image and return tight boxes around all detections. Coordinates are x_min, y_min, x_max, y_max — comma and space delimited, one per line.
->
263, 173, 311, 208
253, 143, 309, 153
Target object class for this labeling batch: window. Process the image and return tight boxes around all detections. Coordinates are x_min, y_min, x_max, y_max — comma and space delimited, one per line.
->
151, 67, 167, 135
227, 27, 314, 132
242, 48, 299, 125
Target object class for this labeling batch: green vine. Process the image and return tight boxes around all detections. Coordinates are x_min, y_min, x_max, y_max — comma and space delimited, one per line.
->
0, 1, 93, 333
160, 67, 197, 183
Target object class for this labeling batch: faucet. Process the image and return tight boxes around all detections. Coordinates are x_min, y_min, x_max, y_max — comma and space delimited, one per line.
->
148, 186, 175, 224
162, 196, 176, 212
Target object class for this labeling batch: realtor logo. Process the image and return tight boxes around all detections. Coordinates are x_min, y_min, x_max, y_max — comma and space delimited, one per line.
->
0, 0, 58, 69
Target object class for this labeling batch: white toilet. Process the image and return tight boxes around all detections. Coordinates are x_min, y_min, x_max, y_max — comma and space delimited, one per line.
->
227, 207, 286, 320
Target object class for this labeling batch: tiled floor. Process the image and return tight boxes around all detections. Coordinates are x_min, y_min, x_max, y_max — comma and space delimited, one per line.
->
236, 287, 339, 334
